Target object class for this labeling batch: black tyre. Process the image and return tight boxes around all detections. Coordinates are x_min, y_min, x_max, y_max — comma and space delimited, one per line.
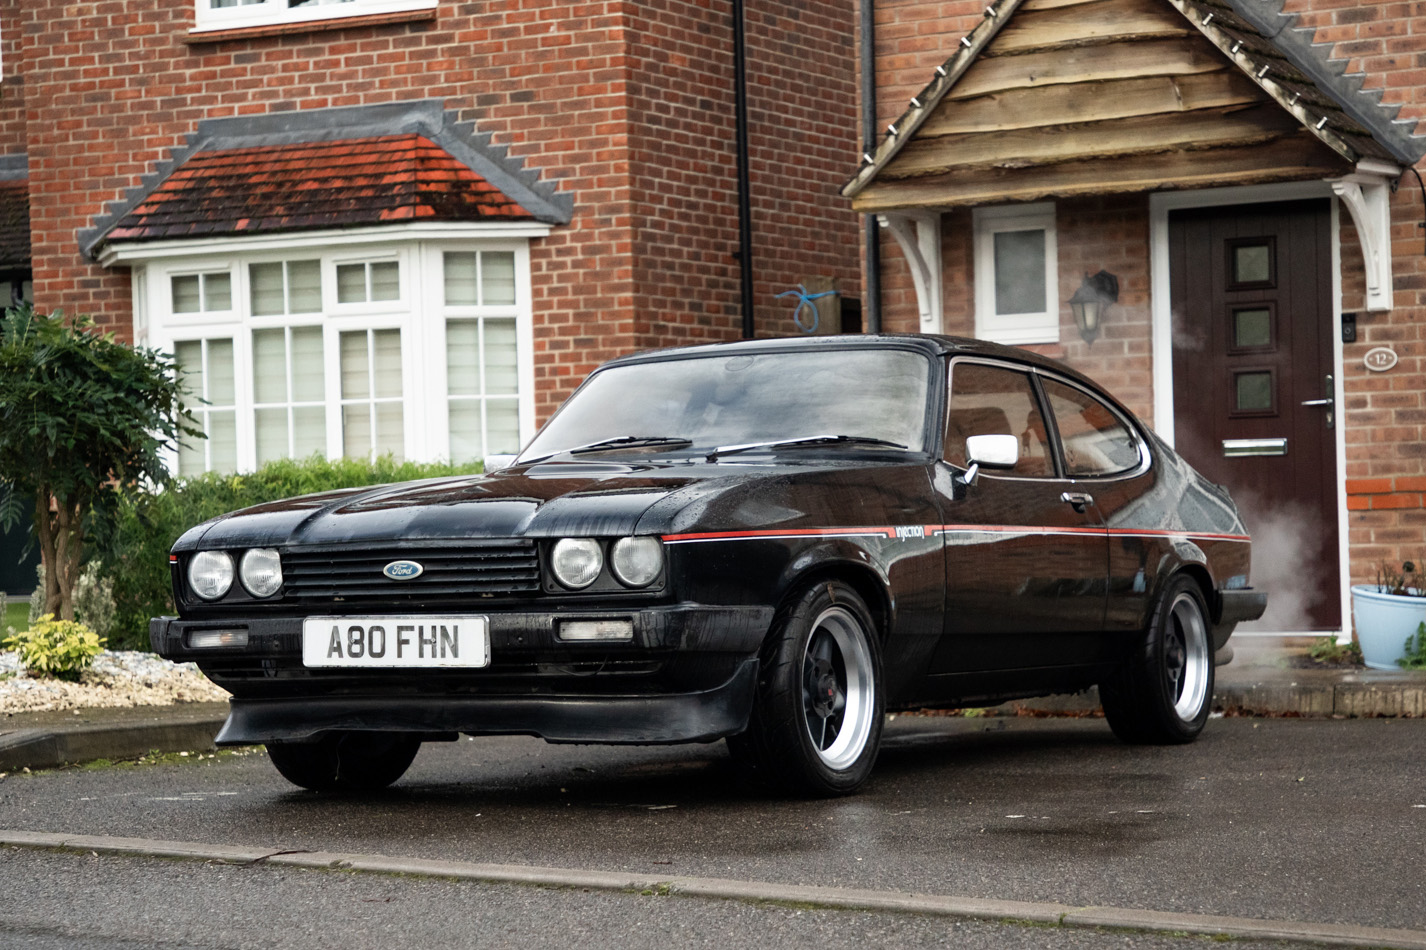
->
265, 732, 421, 792
730, 581, 884, 796
1100, 574, 1215, 744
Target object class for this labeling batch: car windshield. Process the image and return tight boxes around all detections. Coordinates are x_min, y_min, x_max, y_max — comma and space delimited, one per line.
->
519, 348, 933, 461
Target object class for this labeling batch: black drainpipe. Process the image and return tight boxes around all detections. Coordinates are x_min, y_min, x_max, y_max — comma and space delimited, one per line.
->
861, 0, 881, 334
733, 0, 755, 339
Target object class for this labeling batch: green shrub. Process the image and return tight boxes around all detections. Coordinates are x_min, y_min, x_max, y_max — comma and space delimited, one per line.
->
27, 563, 114, 639
1400, 622, 1426, 670
4, 614, 106, 680
92, 454, 482, 649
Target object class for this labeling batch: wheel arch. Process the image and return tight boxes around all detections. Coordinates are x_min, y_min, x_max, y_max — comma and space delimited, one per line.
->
772, 558, 892, 645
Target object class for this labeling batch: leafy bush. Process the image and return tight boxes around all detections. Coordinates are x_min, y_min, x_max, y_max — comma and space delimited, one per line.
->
1400, 623, 1426, 670
25, 563, 113, 639
92, 454, 482, 649
4, 615, 106, 681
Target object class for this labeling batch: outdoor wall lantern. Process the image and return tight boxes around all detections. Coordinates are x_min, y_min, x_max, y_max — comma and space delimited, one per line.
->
1069, 269, 1119, 345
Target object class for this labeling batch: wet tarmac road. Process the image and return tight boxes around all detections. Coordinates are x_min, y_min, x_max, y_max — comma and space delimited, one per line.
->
1, 716, 1423, 945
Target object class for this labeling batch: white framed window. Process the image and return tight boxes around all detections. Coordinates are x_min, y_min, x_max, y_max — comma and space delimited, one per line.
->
131, 234, 537, 475
193, 0, 438, 34
973, 202, 1059, 345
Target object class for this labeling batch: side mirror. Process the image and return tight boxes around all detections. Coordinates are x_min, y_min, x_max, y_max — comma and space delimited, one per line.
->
959, 433, 1019, 485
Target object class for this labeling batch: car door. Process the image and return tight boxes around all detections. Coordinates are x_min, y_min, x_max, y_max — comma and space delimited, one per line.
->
930, 358, 1109, 675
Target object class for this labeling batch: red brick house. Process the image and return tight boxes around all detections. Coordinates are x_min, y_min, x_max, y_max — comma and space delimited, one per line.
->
853, 0, 1426, 635
1, 0, 861, 478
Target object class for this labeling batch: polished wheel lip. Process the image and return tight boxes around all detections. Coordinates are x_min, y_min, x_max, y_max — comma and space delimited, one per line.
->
801, 605, 875, 771
1167, 591, 1210, 721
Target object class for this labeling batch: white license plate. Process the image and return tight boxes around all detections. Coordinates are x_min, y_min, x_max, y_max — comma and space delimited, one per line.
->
302, 616, 490, 669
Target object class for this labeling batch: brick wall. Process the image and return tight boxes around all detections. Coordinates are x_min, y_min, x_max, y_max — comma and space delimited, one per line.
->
0, 0, 24, 157
10, 0, 860, 421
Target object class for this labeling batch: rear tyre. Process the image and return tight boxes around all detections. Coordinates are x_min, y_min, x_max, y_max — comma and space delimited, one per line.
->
1100, 574, 1214, 744
265, 732, 421, 791
731, 581, 884, 796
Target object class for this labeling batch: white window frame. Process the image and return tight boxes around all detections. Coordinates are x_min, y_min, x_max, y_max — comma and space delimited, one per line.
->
116, 227, 544, 474
192, 0, 438, 34
972, 202, 1059, 345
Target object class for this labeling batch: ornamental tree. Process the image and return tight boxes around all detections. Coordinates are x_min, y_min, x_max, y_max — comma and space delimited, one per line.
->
0, 306, 198, 622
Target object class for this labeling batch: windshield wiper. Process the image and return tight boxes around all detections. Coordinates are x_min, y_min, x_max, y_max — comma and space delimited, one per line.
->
522, 435, 693, 464
706, 434, 908, 461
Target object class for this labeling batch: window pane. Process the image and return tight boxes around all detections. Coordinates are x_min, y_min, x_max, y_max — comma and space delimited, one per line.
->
1042, 378, 1142, 476
1234, 244, 1270, 284
945, 361, 1052, 477
1234, 309, 1271, 349
172, 276, 202, 314
174, 341, 202, 397
291, 326, 325, 402
250, 263, 285, 316
208, 410, 238, 473
375, 402, 404, 459
255, 407, 290, 465
372, 329, 402, 398
340, 331, 370, 399
252, 328, 288, 403
370, 261, 399, 301
446, 321, 480, 396
993, 230, 1046, 316
288, 260, 321, 312
485, 319, 518, 394
203, 339, 234, 405
343, 404, 372, 459
1236, 372, 1273, 412
293, 406, 326, 458
486, 400, 520, 454
337, 263, 366, 304
444, 253, 479, 306
449, 401, 481, 461
205, 273, 232, 312
483, 252, 516, 305
178, 437, 204, 477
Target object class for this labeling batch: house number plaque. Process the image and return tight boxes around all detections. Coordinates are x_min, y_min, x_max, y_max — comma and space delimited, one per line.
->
1364, 347, 1398, 372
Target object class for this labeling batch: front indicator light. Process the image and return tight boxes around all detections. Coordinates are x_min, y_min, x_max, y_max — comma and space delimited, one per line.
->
188, 551, 235, 601
187, 629, 249, 649
611, 536, 663, 587
559, 620, 634, 641
551, 538, 603, 589
239, 548, 283, 598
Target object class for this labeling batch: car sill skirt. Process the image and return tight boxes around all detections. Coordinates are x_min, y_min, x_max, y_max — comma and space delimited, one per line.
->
214, 656, 759, 746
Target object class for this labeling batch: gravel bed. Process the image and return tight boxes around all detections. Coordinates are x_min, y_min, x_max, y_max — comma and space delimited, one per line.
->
0, 650, 229, 713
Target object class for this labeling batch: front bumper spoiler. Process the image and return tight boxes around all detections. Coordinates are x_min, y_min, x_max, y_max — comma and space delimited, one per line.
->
213, 656, 760, 746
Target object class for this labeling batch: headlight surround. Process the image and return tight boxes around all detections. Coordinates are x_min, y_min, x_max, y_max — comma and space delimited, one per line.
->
610, 536, 664, 588
239, 548, 283, 598
187, 550, 235, 601
551, 538, 603, 590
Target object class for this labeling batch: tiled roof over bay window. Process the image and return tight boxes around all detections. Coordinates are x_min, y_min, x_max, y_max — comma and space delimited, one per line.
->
85, 100, 571, 257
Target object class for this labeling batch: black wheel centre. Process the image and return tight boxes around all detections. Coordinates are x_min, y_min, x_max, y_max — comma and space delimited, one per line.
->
804, 630, 847, 750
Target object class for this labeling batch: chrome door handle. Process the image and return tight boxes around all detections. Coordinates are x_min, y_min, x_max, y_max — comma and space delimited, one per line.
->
1301, 374, 1334, 429
1061, 491, 1094, 511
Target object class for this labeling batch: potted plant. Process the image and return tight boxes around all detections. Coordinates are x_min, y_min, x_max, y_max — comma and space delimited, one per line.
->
1351, 560, 1426, 670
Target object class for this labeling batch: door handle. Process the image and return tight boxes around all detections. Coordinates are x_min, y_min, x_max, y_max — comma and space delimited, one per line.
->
1300, 374, 1334, 429
1061, 491, 1094, 512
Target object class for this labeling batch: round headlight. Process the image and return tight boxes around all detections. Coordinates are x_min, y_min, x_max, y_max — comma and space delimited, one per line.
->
611, 536, 663, 588
239, 548, 283, 598
551, 538, 603, 590
188, 550, 235, 601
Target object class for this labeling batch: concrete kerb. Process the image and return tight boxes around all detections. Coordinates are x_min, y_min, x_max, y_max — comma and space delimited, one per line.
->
4, 830, 1425, 950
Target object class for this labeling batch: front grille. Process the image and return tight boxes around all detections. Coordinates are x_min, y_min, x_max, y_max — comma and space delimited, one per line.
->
281, 540, 540, 603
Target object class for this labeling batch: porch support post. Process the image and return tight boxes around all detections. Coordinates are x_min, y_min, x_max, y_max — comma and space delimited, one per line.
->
1330, 161, 1399, 313
881, 211, 943, 333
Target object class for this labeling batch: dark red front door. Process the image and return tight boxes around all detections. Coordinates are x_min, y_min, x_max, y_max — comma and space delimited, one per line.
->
1169, 199, 1339, 631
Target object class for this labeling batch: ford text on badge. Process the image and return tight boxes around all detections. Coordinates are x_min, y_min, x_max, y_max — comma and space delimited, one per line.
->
301, 616, 490, 668
382, 560, 424, 580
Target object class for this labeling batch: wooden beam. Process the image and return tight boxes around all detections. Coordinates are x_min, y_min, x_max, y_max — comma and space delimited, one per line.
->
951, 37, 1228, 100
991, 0, 1194, 55
884, 105, 1305, 179
850, 135, 1350, 213
919, 70, 1266, 136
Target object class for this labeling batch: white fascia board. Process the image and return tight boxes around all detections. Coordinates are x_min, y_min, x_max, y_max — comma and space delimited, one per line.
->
99, 222, 554, 267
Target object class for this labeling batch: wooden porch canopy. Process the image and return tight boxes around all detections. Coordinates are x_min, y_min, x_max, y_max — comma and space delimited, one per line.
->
843, 0, 1424, 213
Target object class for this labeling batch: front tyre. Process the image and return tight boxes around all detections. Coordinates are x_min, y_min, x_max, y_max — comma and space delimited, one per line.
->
733, 581, 884, 796
1101, 574, 1214, 744
265, 732, 421, 792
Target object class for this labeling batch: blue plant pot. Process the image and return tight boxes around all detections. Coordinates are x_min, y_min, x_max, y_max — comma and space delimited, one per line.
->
1350, 585, 1426, 670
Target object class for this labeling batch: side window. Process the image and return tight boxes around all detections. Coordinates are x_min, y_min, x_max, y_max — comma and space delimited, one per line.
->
972, 203, 1059, 345
945, 361, 1053, 478
1041, 378, 1142, 477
